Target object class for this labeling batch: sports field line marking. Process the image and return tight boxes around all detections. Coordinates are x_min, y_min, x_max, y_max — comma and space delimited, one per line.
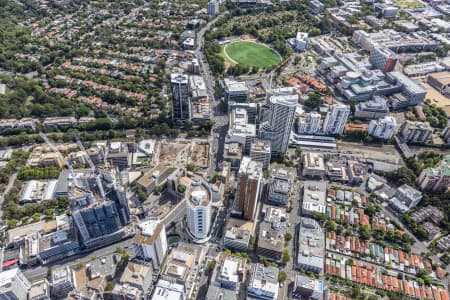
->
223, 43, 238, 65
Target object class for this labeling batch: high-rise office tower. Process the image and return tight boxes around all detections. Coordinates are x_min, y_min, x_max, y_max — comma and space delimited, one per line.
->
259, 94, 297, 157
235, 157, 263, 220
133, 218, 168, 270
323, 104, 350, 135
171, 74, 190, 120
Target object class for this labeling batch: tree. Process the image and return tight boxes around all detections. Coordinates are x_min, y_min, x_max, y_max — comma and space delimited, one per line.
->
436, 44, 448, 57
305, 91, 322, 109
208, 259, 217, 271
416, 278, 425, 286
415, 226, 429, 240
386, 167, 416, 186
311, 211, 327, 223
210, 172, 218, 183
115, 247, 128, 258
359, 225, 371, 241
365, 204, 378, 217
282, 249, 290, 264
260, 257, 269, 267
7, 219, 18, 229
325, 220, 337, 231
44, 209, 54, 218
295, 146, 302, 158
284, 232, 293, 242
105, 281, 115, 291
177, 184, 186, 193
352, 285, 361, 298
137, 188, 147, 202
32, 213, 41, 222
278, 271, 287, 282
186, 163, 196, 172
154, 184, 165, 195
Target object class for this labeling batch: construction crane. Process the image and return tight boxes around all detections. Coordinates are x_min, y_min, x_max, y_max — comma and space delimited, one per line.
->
72, 132, 106, 200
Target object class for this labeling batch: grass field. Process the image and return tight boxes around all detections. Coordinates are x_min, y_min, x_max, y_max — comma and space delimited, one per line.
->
395, 0, 425, 8
224, 41, 281, 68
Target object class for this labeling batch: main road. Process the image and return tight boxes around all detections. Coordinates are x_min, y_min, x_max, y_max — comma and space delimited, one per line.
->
23, 237, 134, 282
195, 12, 229, 175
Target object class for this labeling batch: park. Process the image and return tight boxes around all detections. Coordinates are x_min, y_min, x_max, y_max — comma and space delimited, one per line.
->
223, 40, 282, 69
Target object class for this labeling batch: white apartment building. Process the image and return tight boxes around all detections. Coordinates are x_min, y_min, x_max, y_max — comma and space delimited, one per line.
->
302, 181, 327, 216
249, 140, 271, 169
133, 218, 168, 270
0, 268, 31, 300
226, 107, 257, 154
298, 112, 321, 134
400, 121, 433, 143
260, 94, 297, 157
323, 104, 350, 135
368, 116, 397, 140
289, 32, 308, 52
247, 264, 279, 300
152, 279, 185, 300
390, 184, 422, 213
302, 152, 326, 178
186, 182, 212, 243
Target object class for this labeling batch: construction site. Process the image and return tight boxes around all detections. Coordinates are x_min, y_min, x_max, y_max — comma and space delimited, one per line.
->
155, 139, 210, 169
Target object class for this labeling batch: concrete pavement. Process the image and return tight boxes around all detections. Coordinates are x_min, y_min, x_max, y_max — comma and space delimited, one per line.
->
161, 198, 186, 226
